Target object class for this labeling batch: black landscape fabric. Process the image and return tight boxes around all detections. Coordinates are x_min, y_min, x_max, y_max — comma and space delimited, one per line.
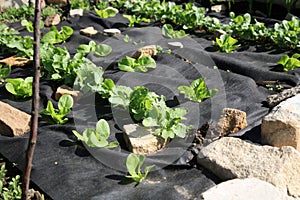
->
0, 11, 299, 199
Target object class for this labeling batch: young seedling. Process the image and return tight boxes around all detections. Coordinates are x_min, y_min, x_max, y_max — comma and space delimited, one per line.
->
77, 40, 112, 57
178, 77, 218, 102
5, 77, 33, 98
118, 56, 156, 72
123, 15, 151, 27
125, 153, 154, 184
72, 119, 119, 148
277, 53, 300, 71
41, 26, 73, 44
213, 34, 240, 53
0, 65, 11, 84
40, 94, 73, 124
162, 24, 188, 39
94, 6, 117, 18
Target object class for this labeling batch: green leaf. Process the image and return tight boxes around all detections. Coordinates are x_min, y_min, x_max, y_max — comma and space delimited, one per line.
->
142, 117, 159, 127
96, 119, 110, 138
126, 153, 140, 177
77, 44, 91, 55
178, 86, 195, 100
58, 94, 73, 110
118, 56, 136, 72
94, 7, 117, 18
5, 82, 17, 95
138, 56, 156, 69
0, 65, 11, 80
93, 44, 112, 57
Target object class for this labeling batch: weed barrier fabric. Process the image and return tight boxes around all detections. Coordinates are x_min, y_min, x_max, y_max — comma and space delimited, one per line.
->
0, 11, 300, 199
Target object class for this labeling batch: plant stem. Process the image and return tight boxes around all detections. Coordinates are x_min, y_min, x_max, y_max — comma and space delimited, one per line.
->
21, 0, 41, 199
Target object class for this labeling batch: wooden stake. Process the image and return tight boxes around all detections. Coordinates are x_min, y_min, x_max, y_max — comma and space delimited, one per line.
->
22, 0, 42, 198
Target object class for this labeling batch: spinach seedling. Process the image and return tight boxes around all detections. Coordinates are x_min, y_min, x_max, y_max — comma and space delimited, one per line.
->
162, 24, 188, 39
129, 86, 159, 121
126, 153, 154, 184
118, 56, 156, 72
142, 98, 192, 139
40, 94, 73, 124
77, 40, 112, 57
0, 64, 11, 84
178, 78, 218, 102
94, 6, 117, 18
72, 119, 119, 148
277, 53, 300, 71
5, 77, 32, 98
21, 19, 44, 32
41, 25, 73, 44
123, 15, 151, 27
108, 85, 133, 109
213, 34, 240, 53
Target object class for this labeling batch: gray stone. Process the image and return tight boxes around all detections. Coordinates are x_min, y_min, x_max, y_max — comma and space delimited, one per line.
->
80, 27, 98, 37
0, 101, 31, 136
167, 42, 183, 50
201, 178, 292, 200
262, 94, 300, 151
103, 28, 121, 36
217, 108, 248, 136
267, 85, 300, 108
70, 8, 83, 17
123, 124, 167, 155
197, 137, 300, 198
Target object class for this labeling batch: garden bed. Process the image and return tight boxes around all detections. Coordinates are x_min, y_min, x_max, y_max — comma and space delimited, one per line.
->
0, 0, 299, 199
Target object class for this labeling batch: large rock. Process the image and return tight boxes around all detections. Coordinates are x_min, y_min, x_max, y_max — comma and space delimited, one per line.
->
201, 178, 293, 200
197, 137, 300, 198
217, 108, 248, 136
262, 94, 300, 151
123, 124, 167, 155
0, 101, 31, 136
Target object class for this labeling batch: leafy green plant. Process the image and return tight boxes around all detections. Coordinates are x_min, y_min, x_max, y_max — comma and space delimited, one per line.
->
21, 19, 44, 32
5, 77, 33, 98
42, 5, 62, 18
118, 56, 156, 72
0, 4, 34, 23
178, 78, 218, 102
77, 40, 112, 57
162, 24, 188, 39
277, 53, 300, 71
70, 0, 90, 10
72, 119, 119, 148
125, 153, 154, 184
108, 85, 133, 108
142, 98, 191, 139
73, 60, 115, 97
40, 94, 73, 124
0, 164, 22, 200
129, 86, 159, 121
123, 15, 151, 27
0, 65, 11, 84
214, 34, 240, 53
271, 17, 300, 50
41, 26, 73, 44
94, 7, 117, 18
